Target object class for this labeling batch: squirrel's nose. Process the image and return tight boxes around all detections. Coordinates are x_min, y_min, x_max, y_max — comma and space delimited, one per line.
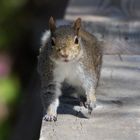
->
60, 53, 68, 58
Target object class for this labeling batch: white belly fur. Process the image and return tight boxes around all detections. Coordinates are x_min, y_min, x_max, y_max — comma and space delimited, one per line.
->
53, 61, 84, 87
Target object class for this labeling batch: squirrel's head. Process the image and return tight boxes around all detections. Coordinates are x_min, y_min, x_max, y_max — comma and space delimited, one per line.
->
48, 17, 82, 63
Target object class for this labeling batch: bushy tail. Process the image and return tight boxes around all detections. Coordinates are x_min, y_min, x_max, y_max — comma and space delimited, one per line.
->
100, 38, 140, 55
83, 21, 140, 55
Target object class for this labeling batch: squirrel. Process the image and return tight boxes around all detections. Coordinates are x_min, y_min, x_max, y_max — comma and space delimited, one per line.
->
37, 17, 102, 121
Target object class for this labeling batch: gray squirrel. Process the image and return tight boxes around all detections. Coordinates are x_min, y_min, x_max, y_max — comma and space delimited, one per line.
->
37, 17, 102, 121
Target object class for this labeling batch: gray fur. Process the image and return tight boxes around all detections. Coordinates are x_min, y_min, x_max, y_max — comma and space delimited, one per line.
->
37, 19, 102, 121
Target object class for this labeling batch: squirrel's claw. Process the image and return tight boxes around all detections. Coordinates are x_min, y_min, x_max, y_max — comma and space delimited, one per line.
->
83, 101, 96, 114
43, 114, 57, 122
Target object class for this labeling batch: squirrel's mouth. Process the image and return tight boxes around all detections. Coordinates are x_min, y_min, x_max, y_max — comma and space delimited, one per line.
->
63, 59, 69, 62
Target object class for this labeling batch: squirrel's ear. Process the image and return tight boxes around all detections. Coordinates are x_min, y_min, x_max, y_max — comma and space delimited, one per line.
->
49, 16, 56, 33
73, 18, 81, 35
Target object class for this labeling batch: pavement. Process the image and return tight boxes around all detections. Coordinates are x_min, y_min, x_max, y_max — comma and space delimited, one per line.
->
39, 0, 140, 140
39, 55, 140, 140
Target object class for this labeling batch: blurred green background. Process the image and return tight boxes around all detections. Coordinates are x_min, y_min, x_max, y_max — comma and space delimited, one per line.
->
0, 0, 27, 139
0, 0, 68, 140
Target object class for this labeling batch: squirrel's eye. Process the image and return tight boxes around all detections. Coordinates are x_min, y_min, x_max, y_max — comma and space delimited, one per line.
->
57, 48, 61, 52
51, 37, 55, 46
74, 36, 78, 44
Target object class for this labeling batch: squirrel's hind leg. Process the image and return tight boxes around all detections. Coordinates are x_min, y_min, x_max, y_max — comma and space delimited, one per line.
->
77, 85, 96, 114
82, 84, 97, 115
85, 90, 96, 114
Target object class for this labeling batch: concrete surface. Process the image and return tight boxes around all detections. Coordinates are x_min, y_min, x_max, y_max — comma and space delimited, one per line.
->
39, 55, 140, 140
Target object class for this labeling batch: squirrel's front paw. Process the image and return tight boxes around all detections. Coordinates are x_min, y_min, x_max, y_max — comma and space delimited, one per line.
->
43, 113, 57, 121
